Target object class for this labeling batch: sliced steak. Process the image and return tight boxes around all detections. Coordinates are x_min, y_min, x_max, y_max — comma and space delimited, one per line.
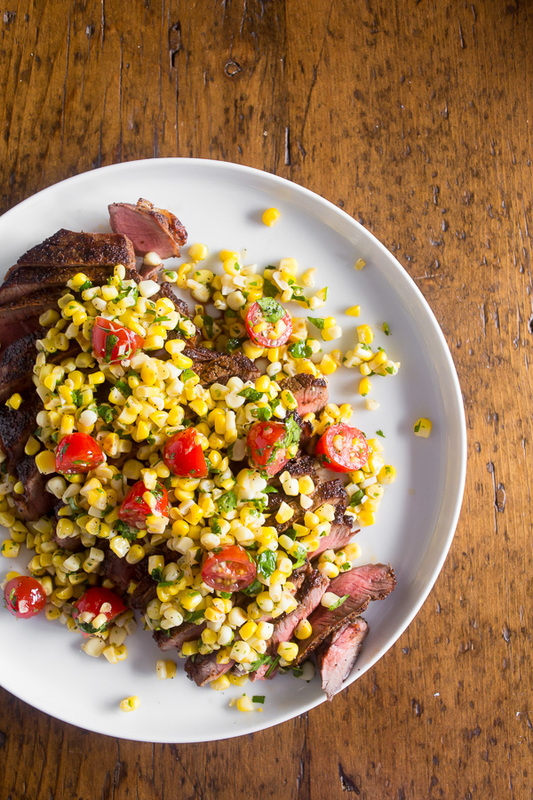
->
100, 549, 140, 594
0, 288, 65, 348
16, 229, 136, 270
250, 569, 329, 681
190, 351, 261, 387
0, 265, 139, 306
153, 620, 207, 652
184, 652, 235, 687
0, 396, 41, 471
0, 329, 43, 403
283, 453, 317, 479
317, 617, 369, 699
293, 563, 396, 666
109, 198, 187, 260
278, 374, 329, 416
309, 512, 357, 558
12, 456, 55, 521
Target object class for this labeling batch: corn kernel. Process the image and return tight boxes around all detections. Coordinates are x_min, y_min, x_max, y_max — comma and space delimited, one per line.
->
119, 696, 140, 712
359, 377, 372, 397
346, 305, 360, 317
277, 641, 298, 662
262, 207, 280, 226
6, 393, 22, 410
414, 418, 432, 438
35, 450, 56, 475
295, 619, 312, 640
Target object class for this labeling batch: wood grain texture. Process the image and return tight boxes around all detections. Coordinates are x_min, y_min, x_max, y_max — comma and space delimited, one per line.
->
0, 1, 532, 798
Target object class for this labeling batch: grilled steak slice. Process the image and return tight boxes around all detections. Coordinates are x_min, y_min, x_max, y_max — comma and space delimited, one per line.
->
16, 229, 136, 270
317, 617, 369, 699
310, 512, 357, 558
12, 456, 55, 521
293, 563, 396, 666
278, 374, 329, 416
0, 288, 65, 348
153, 621, 207, 652
0, 329, 43, 403
0, 264, 139, 306
250, 569, 329, 681
109, 198, 187, 260
190, 351, 260, 387
185, 652, 235, 686
0, 396, 41, 471
283, 453, 317, 479
100, 549, 158, 609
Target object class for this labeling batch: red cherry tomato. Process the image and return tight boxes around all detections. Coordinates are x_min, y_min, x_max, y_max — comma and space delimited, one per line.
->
55, 432, 106, 474
247, 420, 290, 476
91, 316, 145, 364
201, 545, 257, 592
245, 299, 292, 348
315, 423, 369, 473
3, 576, 46, 619
73, 587, 126, 635
118, 480, 169, 528
163, 428, 208, 478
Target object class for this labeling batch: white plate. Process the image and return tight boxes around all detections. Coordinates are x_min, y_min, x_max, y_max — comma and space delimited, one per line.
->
0, 158, 466, 742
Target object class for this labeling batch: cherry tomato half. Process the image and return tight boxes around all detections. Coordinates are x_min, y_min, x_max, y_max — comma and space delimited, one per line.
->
55, 432, 106, 475
163, 428, 208, 478
201, 544, 257, 592
91, 317, 145, 364
315, 423, 369, 473
73, 587, 126, 635
118, 480, 169, 528
247, 420, 290, 476
245, 299, 292, 348
3, 576, 46, 619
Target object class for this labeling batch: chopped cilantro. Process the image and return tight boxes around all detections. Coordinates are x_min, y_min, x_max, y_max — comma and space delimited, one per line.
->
150, 568, 162, 582
226, 337, 244, 354
376, 430, 385, 437
114, 520, 139, 542
249, 654, 273, 671
307, 316, 325, 330
104, 334, 119, 363
382, 322, 391, 336
217, 490, 237, 514
71, 389, 84, 407
349, 490, 365, 507
241, 578, 262, 596
252, 695, 265, 704
254, 406, 272, 422
115, 380, 132, 398
262, 278, 278, 297
414, 421, 421, 432
97, 404, 114, 424
288, 341, 313, 359
257, 297, 284, 324
255, 550, 277, 579
284, 417, 301, 448
239, 387, 263, 402
181, 368, 196, 382
78, 279, 93, 292
219, 591, 232, 599
265, 655, 281, 678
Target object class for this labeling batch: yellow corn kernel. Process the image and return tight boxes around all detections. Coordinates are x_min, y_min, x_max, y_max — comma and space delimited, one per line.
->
242, 341, 264, 360
318, 354, 338, 376
354, 258, 366, 270
126, 545, 146, 564
294, 619, 312, 640
345, 305, 361, 317
189, 398, 208, 417
275, 502, 294, 525
210, 674, 231, 691
35, 450, 56, 475
357, 324, 374, 345
358, 509, 375, 526
359, 377, 372, 397
236, 695, 255, 712
277, 641, 298, 662
262, 207, 281, 226
255, 375, 270, 393
6, 393, 22, 410
239, 620, 257, 641
24, 436, 40, 457
188, 243, 209, 262
119, 696, 140, 712
181, 640, 200, 657
201, 628, 218, 646
378, 465, 397, 484
181, 590, 203, 612
414, 418, 432, 438
269, 569, 286, 586
1, 540, 20, 558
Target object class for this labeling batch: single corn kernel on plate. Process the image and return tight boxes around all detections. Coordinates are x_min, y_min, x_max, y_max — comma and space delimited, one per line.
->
0, 159, 466, 743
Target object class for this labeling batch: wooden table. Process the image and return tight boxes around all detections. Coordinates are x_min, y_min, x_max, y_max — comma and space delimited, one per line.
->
1, 1, 531, 798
